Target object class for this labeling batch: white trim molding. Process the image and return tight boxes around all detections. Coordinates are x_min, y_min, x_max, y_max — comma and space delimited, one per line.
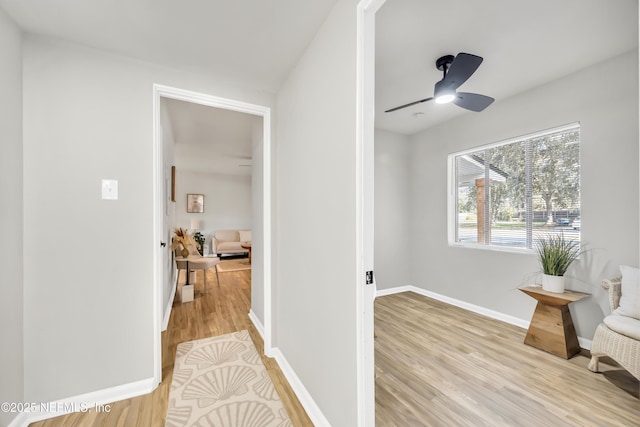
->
10, 378, 155, 427
270, 348, 331, 427
356, 0, 386, 425
376, 286, 593, 350
162, 278, 177, 331
248, 309, 265, 338
152, 83, 273, 383
377, 285, 529, 328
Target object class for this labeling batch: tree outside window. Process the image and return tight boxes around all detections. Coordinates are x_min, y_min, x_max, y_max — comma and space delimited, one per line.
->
452, 123, 580, 250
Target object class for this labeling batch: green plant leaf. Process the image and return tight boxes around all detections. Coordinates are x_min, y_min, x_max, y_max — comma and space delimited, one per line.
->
535, 232, 586, 276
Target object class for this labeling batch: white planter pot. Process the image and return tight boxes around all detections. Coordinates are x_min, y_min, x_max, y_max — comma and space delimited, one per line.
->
542, 274, 565, 293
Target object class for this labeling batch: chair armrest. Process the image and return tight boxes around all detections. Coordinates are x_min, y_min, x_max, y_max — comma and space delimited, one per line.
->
602, 277, 622, 311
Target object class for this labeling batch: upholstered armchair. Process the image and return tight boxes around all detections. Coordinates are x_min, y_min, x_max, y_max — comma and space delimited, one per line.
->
588, 268, 640, 380
174, 240, 221, 294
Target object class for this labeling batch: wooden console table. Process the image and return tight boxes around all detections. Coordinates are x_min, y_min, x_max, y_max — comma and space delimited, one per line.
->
519, 285, 590, 359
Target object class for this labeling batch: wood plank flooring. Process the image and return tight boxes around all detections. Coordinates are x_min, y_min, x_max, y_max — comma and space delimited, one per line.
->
375, 291, 640, 426
28, 280, 639, 426
30, 265, 313, 427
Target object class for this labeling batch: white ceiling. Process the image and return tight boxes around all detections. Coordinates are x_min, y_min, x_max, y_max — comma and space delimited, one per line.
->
0, 0, 339, 176
2, 0, 637, 167
375, 0, 639, 135
0, 0, 339, 93
162, 98, 260, 175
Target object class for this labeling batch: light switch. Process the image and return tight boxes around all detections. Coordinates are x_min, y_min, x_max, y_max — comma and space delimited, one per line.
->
102, 179, 118, 200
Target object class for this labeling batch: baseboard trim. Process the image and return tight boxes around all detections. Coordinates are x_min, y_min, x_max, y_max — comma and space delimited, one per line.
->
7, 413, 28, 427
247, 312, 328, 424
248, 309, 265, 338
14, 377, 156, 426
270, 348, 331, 427
376, 285, 593, 350
376, 285, 530, 328
376, 285, 413, 298
162, 279, 177, 332
404, 286, 530, 330
578, 336, 593, 350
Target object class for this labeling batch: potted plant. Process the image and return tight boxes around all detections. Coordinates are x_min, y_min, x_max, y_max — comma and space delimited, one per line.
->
535, 232, 585, 293
193, 232, 205, 255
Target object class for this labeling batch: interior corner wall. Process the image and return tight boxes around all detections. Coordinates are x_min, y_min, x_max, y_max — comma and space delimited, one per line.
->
408, 49, 639, 340
275, 0, 359, 424
374, 128, 412, 290
0, 8, 23, 427
21, 34, 274, 404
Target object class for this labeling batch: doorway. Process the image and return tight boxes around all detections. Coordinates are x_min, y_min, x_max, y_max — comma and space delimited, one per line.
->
151, 85, 272, 385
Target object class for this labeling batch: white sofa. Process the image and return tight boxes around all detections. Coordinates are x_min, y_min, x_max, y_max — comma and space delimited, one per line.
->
588, 266, 640, 380
212, 229, 251, 257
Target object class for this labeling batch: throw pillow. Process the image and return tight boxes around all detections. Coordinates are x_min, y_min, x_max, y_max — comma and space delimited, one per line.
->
614, 265, 640, 320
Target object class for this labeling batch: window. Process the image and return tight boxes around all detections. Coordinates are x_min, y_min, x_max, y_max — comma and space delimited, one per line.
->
449, 123, 580, 250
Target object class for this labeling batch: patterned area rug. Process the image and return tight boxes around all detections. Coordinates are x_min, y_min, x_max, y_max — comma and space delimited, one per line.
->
166, 330, 291, 427
216, 258, 251, 272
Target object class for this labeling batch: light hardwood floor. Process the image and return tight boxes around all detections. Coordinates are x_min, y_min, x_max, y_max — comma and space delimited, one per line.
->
30, 264, 313, 427
28, 278, 640, 426
375, 291, 640, 426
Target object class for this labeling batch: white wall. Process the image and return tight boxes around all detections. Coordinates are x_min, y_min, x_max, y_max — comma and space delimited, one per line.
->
407, 50, 639, 340
0, 8, 23, 427
22, 34, 274, 403
174, 170, 252, 245
276, 0, 359, 424
374, 129, 412, 289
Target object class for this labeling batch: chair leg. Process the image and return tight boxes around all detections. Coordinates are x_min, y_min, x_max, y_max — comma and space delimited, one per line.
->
215, 265, 220, 287
588, 355, 600, 373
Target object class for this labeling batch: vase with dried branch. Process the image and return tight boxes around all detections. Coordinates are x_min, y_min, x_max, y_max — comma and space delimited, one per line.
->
171, 228, 197, 258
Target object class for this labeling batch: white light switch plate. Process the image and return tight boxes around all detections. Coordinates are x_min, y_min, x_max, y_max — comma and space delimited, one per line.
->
102, 179, 118, 200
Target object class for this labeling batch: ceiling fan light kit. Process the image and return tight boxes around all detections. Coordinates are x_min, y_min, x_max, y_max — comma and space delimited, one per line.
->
434, 89, 455, 104
386, 52, 495, 113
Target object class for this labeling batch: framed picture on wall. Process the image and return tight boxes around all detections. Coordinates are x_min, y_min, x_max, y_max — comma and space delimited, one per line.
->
171, 166, 176, 202
187, 194, 204, 213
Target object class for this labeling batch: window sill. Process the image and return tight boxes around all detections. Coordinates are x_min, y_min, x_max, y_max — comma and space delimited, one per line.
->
448, 242, 535, 255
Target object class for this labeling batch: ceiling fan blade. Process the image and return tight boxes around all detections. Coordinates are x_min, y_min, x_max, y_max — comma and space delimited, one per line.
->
453, 92, 495, 112
441, 53, 483, 91
385, 97, 433, 113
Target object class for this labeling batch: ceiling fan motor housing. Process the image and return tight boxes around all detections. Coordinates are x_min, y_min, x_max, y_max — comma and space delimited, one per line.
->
435, 54, 455, 71
434, 79, 455, 99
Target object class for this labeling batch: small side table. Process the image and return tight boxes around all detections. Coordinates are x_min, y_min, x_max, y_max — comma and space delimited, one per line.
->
241, 242, 252, 262
519, 285, 590, 359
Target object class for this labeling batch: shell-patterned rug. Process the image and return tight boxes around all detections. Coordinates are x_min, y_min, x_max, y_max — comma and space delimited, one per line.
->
165, 330, 292, 427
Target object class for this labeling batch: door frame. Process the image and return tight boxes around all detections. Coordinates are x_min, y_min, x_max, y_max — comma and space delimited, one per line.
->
356, 0, 385, 424
152, 84, 272, 385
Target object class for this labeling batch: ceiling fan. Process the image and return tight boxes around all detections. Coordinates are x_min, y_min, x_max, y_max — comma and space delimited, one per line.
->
385, 52, 494, 113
